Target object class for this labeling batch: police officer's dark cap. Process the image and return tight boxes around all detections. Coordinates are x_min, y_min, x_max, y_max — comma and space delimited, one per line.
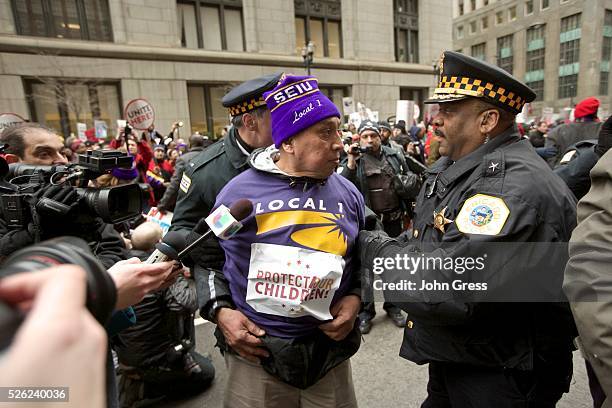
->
222, 72, 283, 117
425, 51, 536, 115
358, 120, 380, 135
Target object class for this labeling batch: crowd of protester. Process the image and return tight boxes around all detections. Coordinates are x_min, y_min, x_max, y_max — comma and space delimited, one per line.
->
0, 59, 611, 408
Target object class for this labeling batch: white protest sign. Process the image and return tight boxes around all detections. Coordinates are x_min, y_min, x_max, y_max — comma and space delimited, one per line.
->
342, 97, 355, 115
0, 113, 25, 134
396, 100, 415, 125
542, 107, 554, 124
94, 120, 108, 139
77, 122, 87, 141
246, 243, 343, 320
124, 98, 155, 130
349, 112, 361, 129
144, 207, 173, 236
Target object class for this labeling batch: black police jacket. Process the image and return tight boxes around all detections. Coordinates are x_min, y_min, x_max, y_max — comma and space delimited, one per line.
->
371, 126, 578, 370
553, 139, 600, 201
170, 127, 249, 321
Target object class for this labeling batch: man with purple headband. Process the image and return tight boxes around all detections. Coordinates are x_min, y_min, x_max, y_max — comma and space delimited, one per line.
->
211, 75, 363, 407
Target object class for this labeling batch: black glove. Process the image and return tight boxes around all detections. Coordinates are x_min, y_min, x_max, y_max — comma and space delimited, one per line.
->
35, 184, 80, 218
357, 230, 392, 273
595, 115, 612, 157
183, 230, 226, 270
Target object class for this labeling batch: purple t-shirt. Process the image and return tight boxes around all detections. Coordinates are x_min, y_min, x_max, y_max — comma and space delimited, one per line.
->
215, 169, 365, 338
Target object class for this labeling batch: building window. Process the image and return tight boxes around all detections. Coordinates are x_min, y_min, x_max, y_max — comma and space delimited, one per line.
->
509, 6, 517, 21
495, 11, 503, 25
294, 0, 342, 58
12, 0, 112, 41
558, 13, 581, 99
525, 0, 534, 15
481, 16, 488, 31
600, 10, 612, 95
469, 20, 477, 34
457, 25, 464, 39
187, 83, 234, 139
483, 0, 489, 6
458, 1, 464, 16
541, 0, 550, 10
24, 78, 120, 138
471, 42, 486, 61
470, 0, 476, 11
497, 34, 513, 74
177, 0, 245, 51
526, 24, 546, 100
394, 0, 419, 63
319, 86, 350, 117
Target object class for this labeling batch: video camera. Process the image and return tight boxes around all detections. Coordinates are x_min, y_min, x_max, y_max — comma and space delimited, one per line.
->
0, 149, 143, 230
342, 136, 369, 155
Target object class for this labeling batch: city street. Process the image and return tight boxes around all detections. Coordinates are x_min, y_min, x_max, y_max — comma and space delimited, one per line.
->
159, 308, 591, 408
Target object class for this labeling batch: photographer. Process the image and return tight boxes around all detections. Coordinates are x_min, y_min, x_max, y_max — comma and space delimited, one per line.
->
0, 123, 126, 268
340, 120, 421, 333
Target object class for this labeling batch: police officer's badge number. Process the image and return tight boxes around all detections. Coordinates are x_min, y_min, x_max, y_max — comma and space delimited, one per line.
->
180, 174, 192, 193
456, 194, 509, 235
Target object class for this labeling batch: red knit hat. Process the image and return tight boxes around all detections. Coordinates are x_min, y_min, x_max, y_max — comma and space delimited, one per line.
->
574, 97, 600, 119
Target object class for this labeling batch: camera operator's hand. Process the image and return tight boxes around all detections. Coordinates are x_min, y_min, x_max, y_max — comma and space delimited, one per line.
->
35, 184, 80, 218
0, 266, 107, 408
346, 143, 361, 170
108, 258, 180, 309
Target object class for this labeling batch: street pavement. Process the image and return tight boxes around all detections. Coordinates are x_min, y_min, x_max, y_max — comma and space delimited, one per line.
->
158, 308, 590, 408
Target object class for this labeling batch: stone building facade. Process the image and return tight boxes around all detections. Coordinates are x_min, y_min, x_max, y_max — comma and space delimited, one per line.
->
0, 0, 452, 139
452, 0, 611, 119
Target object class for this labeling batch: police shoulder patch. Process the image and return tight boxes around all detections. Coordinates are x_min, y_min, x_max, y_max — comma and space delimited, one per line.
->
179, 173, 192, 193
455, 194, 509, 235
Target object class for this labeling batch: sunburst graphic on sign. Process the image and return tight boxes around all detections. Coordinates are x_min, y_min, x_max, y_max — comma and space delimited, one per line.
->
255, 211, 348, 256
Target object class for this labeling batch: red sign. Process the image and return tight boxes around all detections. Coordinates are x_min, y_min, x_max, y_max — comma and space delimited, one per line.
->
124, 98, 155, 130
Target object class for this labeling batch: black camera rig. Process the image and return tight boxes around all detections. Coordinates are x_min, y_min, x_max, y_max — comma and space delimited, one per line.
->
0, 149, 143, 233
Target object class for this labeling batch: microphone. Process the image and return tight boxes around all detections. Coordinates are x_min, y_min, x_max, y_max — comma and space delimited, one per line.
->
178, 199, 253, 259
144, 230, 188, 264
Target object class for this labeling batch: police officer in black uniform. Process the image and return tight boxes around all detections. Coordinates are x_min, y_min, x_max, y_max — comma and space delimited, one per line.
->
170, 73, 282, 362
358, 51, 577, 406
554, 115, 612, 201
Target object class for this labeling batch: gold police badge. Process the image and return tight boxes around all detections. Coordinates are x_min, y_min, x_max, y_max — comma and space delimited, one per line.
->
433, 206, 453, 233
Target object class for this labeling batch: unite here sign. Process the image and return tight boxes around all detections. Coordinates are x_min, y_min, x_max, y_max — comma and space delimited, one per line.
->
124, 99, 155, 130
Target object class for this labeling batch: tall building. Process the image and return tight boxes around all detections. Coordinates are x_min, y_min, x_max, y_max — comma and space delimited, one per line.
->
0, 0, 451, 139
452, 0, 611, 119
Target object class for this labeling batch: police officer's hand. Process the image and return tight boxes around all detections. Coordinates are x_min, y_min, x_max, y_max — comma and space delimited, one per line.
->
358, 230, 392, 272
216, 308, 269, 363
35, 184, 80, 218
319, 294, 361, 341
596, 115, 612, 157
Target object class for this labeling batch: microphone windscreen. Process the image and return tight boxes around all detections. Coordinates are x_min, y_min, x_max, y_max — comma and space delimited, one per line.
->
159, 231, 187, 256
229, 199, 253, 221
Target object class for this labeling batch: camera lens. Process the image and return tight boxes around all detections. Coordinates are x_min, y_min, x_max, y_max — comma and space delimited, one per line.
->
1, 237, 117, 325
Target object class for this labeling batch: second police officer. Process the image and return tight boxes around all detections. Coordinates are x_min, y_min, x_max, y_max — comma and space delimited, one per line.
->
358, 51, 578, 406
171, 73, 282, 364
